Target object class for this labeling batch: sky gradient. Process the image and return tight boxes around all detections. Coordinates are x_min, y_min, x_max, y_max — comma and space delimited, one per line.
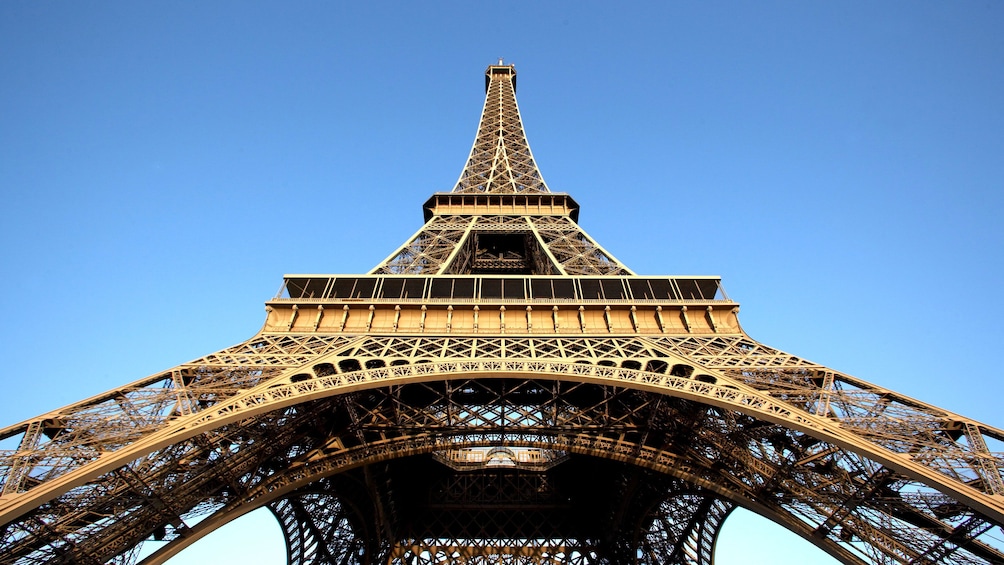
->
2, 2, 1002, 563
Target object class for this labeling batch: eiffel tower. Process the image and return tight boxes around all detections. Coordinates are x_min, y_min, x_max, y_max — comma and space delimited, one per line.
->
2, 62, 1004, 565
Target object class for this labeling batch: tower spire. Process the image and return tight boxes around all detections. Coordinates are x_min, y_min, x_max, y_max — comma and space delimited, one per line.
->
452, 63, 550, 194
370, 63, 631, 276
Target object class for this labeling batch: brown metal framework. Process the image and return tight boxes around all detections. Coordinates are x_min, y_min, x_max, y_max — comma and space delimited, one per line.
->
2, 63, 1003, 565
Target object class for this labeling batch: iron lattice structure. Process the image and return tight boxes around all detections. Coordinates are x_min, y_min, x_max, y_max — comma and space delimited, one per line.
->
2, 63, 1004, 565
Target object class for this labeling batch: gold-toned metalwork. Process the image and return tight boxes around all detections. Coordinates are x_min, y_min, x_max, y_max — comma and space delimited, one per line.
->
2, 63, 1003, 565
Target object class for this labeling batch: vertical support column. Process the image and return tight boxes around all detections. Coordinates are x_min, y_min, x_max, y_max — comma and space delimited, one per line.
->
964, 423, 1004, 495
814, 371, 834, 417
1, 421, 43, 496
641, 494, 735, 565
171, 370, 195, 417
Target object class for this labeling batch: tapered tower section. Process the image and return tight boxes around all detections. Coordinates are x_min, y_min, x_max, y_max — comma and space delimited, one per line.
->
373, 63, 629, 277
2, 63, 1004, 565
453, 63, 549, 194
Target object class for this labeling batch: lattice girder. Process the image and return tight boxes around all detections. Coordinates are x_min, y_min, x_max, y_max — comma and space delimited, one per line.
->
4, 63, 1004, 565
114, 379, 977, 564
371, 63, 632, 277
269, 491, 370, 565
126, 417, 848, 564
452, 64, 548, 195
636, 493, 735, 565
3, 332, 1004, 564
371, 214, 633, 276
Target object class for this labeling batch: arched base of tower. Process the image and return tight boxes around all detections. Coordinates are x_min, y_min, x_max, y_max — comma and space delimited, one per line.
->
262, 457, 736, 565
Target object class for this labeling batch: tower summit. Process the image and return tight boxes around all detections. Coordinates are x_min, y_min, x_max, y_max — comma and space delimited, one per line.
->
455, 62, 545, 194
2, 64, 1004, 565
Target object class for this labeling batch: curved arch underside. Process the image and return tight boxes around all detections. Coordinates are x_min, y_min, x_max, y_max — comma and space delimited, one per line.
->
2, 332, 1004, 565
263, 466, 737, 565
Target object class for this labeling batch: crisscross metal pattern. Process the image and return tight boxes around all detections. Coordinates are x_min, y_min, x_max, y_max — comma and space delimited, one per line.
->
2, 63, 1003, 565
453, 65, 549, 195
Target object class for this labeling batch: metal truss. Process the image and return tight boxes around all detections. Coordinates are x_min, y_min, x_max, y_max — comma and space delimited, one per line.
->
371, 62, 630, 277
2, 334, 1002, 564
637, 493, 734, 565
3, 63, 1004, 565
451, 63, 549, 195
371, 212, 632, 276
270, 491, 368, 565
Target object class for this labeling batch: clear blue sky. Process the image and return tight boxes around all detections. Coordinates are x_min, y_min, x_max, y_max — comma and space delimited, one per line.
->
2, 2, 1002, 564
